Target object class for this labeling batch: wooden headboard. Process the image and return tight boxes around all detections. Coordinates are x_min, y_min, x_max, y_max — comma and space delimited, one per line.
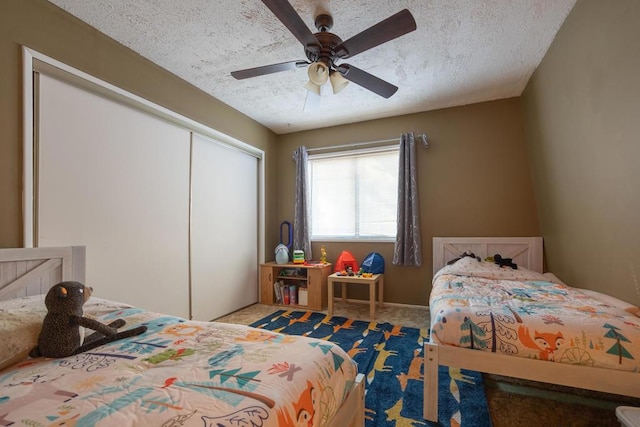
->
0, 246, 85, 300
433, 237, 543, 275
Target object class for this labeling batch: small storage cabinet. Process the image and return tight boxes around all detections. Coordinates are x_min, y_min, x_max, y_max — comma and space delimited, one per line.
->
260, 262, 332, 311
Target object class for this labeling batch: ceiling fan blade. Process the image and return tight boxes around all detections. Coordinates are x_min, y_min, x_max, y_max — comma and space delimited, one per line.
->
335, 9, 416, 59
336, 64, 398, 98
231, 60, 308, 80
261, 0, 320, 52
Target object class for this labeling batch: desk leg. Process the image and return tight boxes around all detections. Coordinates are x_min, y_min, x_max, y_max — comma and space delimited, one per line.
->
378, 276, 384, 308
369, 281, 376, 320
342, 282, 347, 303
328, 279, 334, 316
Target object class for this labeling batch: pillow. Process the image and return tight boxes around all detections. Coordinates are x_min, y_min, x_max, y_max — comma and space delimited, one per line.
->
0, 294, 133, 314
83, 296, 135, 317
436, 257, 549, 282
0, 295, 47, 370
0, 309, 46, 371
0, 295, 136, 371
0, 294, 46, 310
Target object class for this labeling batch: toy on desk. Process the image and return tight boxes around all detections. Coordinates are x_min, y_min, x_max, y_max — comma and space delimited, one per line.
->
361, 252, 385, 274
356, 268, 373, 278
336, 266, 356, 276
334, 250, 359, 274
337, 267, 372, 278
320, 245, 327, 264
292, 250, 305, 264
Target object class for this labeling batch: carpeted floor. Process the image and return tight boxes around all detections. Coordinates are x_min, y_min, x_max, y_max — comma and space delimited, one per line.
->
216, 302, 639, 427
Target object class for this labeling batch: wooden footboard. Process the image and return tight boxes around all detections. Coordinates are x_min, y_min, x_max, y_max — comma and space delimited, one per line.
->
0, 246, 85, 300
423, 341, 640, 422
328, 373, 365, 427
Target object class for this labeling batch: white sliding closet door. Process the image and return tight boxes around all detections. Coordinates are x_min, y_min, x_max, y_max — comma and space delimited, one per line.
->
37, 74, 191, 318
191, 134, 258, 321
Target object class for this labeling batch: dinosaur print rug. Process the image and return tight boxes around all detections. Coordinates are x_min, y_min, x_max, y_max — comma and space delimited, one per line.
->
250, 310, 491, 427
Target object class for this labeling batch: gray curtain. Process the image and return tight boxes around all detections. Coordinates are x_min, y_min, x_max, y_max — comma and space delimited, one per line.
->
393, 132, 422, 266
293, 146, 312, 260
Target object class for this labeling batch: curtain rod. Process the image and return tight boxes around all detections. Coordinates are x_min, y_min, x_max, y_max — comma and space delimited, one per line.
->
305, 133, 429, 154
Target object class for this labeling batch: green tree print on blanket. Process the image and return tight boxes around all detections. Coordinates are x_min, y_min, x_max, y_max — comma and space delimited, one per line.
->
459, 317, 487, 350
603, 323, 634, 364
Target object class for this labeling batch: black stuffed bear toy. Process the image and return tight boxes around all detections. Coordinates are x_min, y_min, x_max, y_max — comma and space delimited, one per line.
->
494, 254, 518, 269
30, 281, 147, 358
447, 250, 481, 265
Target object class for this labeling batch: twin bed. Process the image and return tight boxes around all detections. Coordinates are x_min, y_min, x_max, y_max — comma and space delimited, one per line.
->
0, 246, 364, 427
3, 241, 639, 426
423, 237, 640, 422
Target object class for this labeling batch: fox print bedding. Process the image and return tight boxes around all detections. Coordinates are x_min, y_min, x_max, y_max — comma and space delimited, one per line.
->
429, 257, 640, 372
0, 297, 357, 426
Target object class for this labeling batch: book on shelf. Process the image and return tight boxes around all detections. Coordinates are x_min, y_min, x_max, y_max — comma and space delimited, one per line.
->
289, 285, 297, 305
275, 281, 305, 306
274, 280, 283, 304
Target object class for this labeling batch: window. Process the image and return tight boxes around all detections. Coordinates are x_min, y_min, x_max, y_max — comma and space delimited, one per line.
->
309, 147, 399, 240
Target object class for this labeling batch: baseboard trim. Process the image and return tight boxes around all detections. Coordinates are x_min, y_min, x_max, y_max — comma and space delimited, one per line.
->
338, 298, 429, 310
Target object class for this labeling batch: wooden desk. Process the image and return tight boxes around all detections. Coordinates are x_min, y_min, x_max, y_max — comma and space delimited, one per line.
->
327, 273, 384, 319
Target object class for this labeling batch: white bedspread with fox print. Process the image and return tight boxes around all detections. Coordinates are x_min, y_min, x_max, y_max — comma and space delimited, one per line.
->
430, 257, 640, 372
0, 298, 357, 426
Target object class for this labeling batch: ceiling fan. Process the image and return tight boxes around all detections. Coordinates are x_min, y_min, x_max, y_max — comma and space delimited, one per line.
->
231, 0, 417, 98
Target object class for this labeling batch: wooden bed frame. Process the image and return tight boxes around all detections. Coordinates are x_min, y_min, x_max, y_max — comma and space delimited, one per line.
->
424, 237, 640, 422
0, 246, 86, 300
0, 246, 365, 426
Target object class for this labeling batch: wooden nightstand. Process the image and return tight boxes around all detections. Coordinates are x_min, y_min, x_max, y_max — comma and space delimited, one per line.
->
327, 273, 384, 319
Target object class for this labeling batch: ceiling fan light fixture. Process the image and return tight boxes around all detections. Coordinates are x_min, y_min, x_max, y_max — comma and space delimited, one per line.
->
329, 70, 349, 94
307, 61, 329, 85
304, 80, 322, 95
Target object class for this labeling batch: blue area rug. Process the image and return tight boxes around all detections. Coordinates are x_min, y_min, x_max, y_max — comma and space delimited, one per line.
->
250, 310, 491, 426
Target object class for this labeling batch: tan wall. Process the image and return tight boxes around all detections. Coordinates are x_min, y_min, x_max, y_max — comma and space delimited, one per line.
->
0, 1, 554, 309
276, 98, 540, 305
522, 0, 640, 306
0, 0, 280, 252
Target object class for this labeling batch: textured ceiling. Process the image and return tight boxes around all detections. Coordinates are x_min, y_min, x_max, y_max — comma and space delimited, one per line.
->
48, 0, 576, 134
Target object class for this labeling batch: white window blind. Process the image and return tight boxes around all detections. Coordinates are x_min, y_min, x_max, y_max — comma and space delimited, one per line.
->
309, 147, 399, 240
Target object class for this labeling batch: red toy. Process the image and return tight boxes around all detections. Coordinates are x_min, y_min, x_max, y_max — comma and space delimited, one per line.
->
334, 250, 359, 274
